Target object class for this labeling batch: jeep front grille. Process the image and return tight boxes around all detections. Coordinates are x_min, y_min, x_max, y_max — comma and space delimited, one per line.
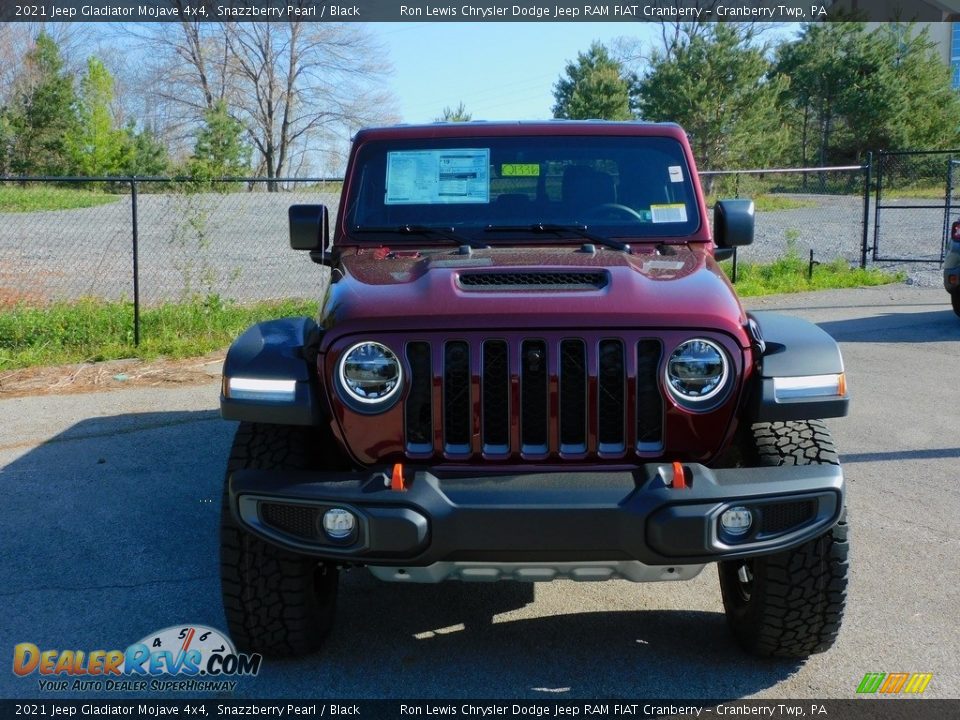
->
403, 336, 664, 459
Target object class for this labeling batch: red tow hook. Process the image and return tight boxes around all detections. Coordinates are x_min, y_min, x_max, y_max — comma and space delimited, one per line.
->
391, 463, 406, 492
671, 461, 690, 489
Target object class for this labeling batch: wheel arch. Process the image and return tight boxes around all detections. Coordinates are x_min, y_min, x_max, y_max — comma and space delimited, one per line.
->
747, 311, 849, 423
220, 317, 325, 426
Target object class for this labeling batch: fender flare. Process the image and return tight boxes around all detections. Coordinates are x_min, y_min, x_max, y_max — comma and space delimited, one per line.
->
747, 311, 849, 422
220, 317, 324, 426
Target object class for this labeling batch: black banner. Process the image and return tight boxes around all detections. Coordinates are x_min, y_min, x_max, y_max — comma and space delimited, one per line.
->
0, 0, 955, 24
1, 700, 959, 720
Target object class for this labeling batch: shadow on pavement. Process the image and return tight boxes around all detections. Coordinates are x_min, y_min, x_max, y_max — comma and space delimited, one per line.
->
817, 309, 960, 343
0, 411, 801, 700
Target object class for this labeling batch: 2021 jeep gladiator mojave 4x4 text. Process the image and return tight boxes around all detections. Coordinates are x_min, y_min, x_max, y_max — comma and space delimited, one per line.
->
219, 122, 850, 658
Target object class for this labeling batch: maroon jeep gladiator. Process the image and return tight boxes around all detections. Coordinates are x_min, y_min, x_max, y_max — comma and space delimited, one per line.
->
220, 121, 850, 658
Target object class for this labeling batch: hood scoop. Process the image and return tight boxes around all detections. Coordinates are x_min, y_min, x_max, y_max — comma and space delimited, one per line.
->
457, 270, 609, 292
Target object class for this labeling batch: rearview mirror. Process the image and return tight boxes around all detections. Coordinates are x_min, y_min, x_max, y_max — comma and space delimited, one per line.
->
713, 199, 754, 249
289, 204, 331, 264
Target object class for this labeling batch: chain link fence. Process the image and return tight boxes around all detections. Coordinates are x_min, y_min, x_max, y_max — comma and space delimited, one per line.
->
0, 161, 919, 360
0, 177, 340, 308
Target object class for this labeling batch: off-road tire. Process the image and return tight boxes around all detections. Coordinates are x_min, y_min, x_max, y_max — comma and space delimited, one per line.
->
951, 291, 960, 318
718, 421, 849, 658
220, 422, 338, 656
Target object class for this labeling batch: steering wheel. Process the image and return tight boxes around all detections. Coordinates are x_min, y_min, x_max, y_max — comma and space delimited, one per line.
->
583, 203, 646, 223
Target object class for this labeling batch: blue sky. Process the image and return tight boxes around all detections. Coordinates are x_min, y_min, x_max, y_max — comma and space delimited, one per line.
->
370, 22, 660, 123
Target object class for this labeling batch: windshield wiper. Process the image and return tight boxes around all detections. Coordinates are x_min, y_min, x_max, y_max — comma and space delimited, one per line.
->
353, 225, 487, 249
484, 223, 631, 253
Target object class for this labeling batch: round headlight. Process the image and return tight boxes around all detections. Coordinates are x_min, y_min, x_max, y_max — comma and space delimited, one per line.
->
665, 339, 730, 405
338, 341, 402, 405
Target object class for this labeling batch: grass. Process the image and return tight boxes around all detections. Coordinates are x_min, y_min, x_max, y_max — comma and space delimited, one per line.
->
880, 185, 945, 200
706, 194, 817, 212
0, 297, 320, 371
0, 185, 121, 212
720, 254, 904, 297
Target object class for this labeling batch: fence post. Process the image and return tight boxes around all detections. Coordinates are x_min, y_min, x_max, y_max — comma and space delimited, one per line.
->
731, 247, 738, 283
861, 152, 872, 269
872, 151, 884, 263
130, 177, 140, 346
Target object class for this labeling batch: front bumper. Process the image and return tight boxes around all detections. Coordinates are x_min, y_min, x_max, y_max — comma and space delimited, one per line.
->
229, 462, 843, 569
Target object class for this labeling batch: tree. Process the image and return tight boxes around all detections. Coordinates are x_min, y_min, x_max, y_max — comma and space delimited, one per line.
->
188, 100, 250, 181
637, 25, 787, 171
71, 57, 128, 176
4, 33, 79, 176
128, 20, 397, 182
553, 42, 635, 120
119, 123, 169, 177
436, 102, 472, 122
775, 23, 960, 166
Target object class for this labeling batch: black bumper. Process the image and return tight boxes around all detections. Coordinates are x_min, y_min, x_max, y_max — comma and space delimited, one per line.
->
229, 462, 844, 566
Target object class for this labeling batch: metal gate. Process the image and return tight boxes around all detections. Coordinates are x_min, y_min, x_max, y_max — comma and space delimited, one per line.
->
872, 149, 960, 264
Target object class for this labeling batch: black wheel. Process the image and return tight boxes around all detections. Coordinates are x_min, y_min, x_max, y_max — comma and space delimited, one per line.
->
951, 291, 960, 318
220, 422, 339, 656
718, 421, 849, 658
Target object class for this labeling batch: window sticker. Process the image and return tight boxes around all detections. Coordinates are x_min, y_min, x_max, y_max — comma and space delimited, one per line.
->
385, 149, 490, 205
668, 165, 684, 183
650, 203, 688, 223
501, 163, 540, 177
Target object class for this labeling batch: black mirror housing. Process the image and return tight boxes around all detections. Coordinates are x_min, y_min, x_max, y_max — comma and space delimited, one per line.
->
289, 204, 330, 253
713, 199, 755, 248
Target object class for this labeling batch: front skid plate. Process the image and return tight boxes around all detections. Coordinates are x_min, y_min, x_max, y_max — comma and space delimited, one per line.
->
367, 561, 705, 583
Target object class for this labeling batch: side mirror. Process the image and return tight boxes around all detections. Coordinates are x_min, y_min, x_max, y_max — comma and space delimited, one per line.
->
713, 199, 754, 249
289, 204, 331, 265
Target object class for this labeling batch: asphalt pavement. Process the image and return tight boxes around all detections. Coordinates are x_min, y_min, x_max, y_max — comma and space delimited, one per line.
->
1, 284, 958, 700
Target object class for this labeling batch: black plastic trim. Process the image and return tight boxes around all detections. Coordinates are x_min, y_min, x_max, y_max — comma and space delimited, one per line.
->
220, 317, 323, 426
748, 311, 849, 421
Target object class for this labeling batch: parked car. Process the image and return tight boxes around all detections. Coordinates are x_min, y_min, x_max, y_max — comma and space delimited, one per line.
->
944, 220, 960, 316
218, 121, 850, 659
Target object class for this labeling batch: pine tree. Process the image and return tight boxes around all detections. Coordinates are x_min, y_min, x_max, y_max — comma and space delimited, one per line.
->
552, 42, 635, 121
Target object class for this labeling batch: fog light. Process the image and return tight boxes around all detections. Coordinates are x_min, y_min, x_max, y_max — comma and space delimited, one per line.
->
321, 508, 356, 540
720, 506, 753, 537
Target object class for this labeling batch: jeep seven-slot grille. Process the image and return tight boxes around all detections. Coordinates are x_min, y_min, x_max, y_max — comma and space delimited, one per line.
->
404, 338, 664, 458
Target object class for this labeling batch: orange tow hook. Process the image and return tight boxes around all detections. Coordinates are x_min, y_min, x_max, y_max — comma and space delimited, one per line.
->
671, 461, 689, 489
391, 463, 406, 492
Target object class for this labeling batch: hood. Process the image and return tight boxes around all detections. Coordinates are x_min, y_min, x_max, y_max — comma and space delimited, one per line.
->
320, 244, 749, 345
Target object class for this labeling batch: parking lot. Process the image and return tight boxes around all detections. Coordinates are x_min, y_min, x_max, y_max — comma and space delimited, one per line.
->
0, 284, 958, 700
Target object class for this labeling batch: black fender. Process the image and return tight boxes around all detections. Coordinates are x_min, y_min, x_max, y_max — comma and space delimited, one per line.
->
220, 317, 324, 426
748, 311, 849, 422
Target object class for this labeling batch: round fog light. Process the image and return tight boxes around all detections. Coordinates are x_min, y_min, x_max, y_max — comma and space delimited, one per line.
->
321, 508, 356, 540
720, 506, 753, 537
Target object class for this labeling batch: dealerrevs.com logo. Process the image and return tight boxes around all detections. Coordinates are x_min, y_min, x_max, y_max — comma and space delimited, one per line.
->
13, 625, 262, 693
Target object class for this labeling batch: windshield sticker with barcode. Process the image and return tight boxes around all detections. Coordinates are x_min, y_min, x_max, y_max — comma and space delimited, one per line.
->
650, 203, 688, 223
668, 165, 684, 183
386, 149, 490, 205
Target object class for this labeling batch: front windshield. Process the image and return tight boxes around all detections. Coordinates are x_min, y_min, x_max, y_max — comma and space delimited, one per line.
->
344, 134, 700, 241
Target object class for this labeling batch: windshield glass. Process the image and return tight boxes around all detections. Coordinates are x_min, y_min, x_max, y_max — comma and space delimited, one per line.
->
344, 135, 700, 241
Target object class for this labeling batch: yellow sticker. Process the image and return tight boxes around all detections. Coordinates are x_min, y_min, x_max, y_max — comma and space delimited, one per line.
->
501, 163, 540, 177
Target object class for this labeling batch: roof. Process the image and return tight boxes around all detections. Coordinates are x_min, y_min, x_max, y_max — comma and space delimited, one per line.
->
353, 120, 686, 142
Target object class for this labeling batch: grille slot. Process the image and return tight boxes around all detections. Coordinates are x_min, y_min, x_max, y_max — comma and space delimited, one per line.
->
760, 501, 817, 533
636, 339, 663, 450
521, 340, 548, 453
559, 339, 587, 453
261, 503, 319, 540
405, 342, 433, 453
443, 341, 471, 454
482, 341, 510, 453
459, 271, 607, 290
597, 339, 625, 452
